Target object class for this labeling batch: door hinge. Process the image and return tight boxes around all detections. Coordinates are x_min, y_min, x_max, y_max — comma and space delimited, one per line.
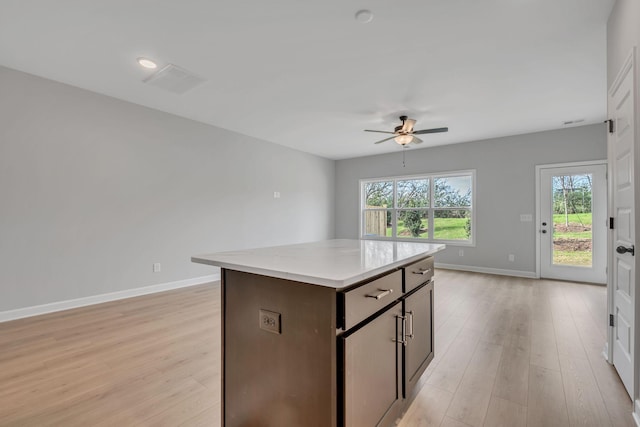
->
609, 217, 615, 229
605, 119, 615, 133
610, 314, 615, 327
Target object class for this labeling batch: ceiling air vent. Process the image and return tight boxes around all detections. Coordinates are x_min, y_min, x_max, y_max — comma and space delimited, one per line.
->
143, 64, 206, 94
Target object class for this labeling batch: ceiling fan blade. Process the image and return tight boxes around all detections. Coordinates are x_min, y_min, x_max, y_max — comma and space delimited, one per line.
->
364, 130, 396, 134
413, 127, 449, 135
402, 119, 416, 133
373, 136, 397, 144
411, 136, 423, 144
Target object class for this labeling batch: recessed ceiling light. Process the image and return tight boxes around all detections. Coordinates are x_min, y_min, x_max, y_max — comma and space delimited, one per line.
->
137, 57, 157, 69
355, 9, 373, 24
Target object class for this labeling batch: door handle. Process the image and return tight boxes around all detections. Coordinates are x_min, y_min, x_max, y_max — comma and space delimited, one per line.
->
541, 221, 548, 234
616, 245, 635, 256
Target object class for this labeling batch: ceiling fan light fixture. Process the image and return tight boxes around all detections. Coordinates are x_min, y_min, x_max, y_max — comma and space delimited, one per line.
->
366, 116, 448, 146
394, 134, 413, 145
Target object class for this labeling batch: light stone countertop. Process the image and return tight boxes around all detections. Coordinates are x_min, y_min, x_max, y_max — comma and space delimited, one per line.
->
192, 239, 445, 289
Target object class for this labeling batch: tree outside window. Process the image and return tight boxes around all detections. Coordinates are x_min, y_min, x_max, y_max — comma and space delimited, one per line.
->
361, 171, 474, 243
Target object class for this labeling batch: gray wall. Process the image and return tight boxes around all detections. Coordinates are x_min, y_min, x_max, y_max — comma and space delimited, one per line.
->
335, 124, 606, 275
0, 66, 335, 312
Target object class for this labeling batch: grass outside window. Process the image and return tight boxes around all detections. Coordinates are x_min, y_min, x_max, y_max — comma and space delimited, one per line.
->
361, 171, 474, 244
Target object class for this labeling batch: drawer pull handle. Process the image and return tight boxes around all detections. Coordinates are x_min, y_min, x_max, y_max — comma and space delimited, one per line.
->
412, 268, 431, 275
366, 289, 393, 300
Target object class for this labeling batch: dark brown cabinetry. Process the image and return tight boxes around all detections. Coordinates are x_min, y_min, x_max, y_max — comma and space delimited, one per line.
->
403, 281, 434, 400
339, 260, 434, 427
404, 256, 435, 292
341, 300, 403, 427
221, 256, 434, 427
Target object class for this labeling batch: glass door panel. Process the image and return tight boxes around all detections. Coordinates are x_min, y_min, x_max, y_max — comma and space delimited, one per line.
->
551, 174, 593, 267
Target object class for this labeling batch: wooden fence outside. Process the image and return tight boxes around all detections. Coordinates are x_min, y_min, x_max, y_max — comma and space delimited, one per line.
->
364, 206, 387, 237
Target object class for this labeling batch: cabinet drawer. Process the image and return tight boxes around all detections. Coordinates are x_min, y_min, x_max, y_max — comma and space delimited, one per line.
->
404, 257, 434, 292
342, 270, 402, 330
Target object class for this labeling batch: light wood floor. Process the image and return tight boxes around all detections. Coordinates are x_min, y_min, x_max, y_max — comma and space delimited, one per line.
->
398, 270, 634, 427
0, 270, 634, 426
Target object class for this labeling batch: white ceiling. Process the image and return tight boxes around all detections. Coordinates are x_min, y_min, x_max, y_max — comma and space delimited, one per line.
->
0, 0, 614, 160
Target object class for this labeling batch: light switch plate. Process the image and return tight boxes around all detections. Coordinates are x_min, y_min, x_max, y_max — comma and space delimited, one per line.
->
259, 309, 281, 334
520, 214, 533, 222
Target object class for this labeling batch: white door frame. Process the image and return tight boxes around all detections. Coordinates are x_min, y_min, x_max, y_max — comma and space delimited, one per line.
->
535, 160, 608, 280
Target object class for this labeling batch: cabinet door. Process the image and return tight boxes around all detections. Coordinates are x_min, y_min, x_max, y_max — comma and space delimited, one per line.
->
342, 301, 402, 427
404, 281, 433, 398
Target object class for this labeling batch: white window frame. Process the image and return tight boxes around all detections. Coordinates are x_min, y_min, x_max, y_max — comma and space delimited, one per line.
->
359, 170, 476, 246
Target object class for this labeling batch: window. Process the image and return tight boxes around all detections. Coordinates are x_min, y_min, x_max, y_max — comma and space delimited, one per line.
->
361, 171, 475, 244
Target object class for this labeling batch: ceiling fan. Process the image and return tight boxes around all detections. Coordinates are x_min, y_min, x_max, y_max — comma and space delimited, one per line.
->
365, 115, 448, 146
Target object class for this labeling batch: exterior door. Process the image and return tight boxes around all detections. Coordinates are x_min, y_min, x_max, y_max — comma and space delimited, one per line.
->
608, 50, 636, 399
538, 163, 607, 283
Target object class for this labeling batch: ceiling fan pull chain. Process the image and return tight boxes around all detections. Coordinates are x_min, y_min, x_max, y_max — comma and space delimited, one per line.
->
402, 148, 406, 168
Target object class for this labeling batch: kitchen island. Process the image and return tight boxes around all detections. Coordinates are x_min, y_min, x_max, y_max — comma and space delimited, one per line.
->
192, 239, 445, 427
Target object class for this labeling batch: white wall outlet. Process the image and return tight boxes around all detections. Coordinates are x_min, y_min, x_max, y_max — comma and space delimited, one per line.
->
520, 214, 533, 222
458, 249, 464, 257
153, 263, 161, 272
273, 191, 281, 199
508, 254, 515, 262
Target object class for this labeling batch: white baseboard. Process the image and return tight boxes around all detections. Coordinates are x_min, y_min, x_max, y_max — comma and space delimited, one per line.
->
0, 273, 221, 323
633, 400, 640, 427
435, 263, 538, 279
